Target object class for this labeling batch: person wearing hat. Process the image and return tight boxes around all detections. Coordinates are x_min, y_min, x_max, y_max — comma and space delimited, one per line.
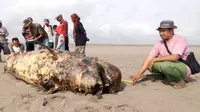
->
132, 20, 191, 89
55, 14, 69, 51
0, 20, 10, 61
23, 17, 49, 50
22, 17, 35, 51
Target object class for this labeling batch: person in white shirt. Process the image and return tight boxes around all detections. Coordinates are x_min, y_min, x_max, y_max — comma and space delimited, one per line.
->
43, 19, 54, 48
9, 37, 25, 56
53, 25, 59, 49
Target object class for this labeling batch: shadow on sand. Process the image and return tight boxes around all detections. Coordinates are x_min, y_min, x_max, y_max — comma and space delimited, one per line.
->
133, 73, 198, 86
119, 82, 127, 92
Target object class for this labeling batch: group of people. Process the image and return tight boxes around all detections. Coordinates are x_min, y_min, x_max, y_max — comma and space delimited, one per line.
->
0, 16, 199, 89
5, 13, 90, 57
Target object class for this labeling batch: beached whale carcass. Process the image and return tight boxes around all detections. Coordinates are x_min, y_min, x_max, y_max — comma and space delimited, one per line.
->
4, 45, 121, 98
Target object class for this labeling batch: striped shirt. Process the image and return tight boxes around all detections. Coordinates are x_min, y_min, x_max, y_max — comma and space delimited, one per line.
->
0, 26, 9, 43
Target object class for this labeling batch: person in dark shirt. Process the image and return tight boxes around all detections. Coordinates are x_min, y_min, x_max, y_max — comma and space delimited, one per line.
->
70, 13, 90, 56
22, 17, 34, 51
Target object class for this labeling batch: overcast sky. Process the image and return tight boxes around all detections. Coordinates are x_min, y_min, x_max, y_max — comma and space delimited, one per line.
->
0, 0, 200, 45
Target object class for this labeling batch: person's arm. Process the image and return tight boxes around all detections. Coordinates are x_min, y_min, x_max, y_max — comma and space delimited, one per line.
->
34, 25, 44, 40
154, 55, 180, 62
20, 44, 25, 53
8, 43, 15, 56
79, 22, 89, 41
133, 56, 156, 80
54, 34, 58, 49
73, 28, 76, 42
4, 27, 9, 37
79, 22, 86, 36
0, 27, 9, 37
22, 28, 27, 37
132, 43, 160, 84
66, 21, 68, 36
50, 25, 54, 36
8, 43, 14, 53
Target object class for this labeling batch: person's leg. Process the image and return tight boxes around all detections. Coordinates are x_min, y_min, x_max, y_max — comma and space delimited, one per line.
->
39, 37, 49, 49
49, 42, 53, 48
79, 46, 86, 56
52, 42, 54, 49
74, 46, 79, 53
65, 36, 69, 51
74, 46, 81, 54
0, 43, 2, 62
26, 42, 35, 51
65, 44, 69, 51
2, 43, 11, 55
34, 44, 40, 50
43, 37, 49, 48
60, 42, 65, 50
26, 41, 30, 51
152, 61, 187, 88
30, 43, 35, 51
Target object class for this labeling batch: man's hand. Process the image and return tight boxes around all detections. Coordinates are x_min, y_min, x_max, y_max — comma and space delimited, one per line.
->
148, 58, 156, 72
10, 53, 15, 56
132, 74, 141, 85
86, 37, 90, 41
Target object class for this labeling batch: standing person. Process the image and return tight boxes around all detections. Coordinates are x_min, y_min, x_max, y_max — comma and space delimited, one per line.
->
132, 20, 193, 89
54, 24, 65, 50
22, 17, 34, 51
55, 14, 69, 51
23, 17, 49, 50
43, 19, 54, 48
70, 13, 90, 56
0, 20, 10, 61
53, 25, 58, 49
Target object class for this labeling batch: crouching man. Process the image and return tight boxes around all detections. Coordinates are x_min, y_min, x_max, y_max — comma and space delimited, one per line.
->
132, 20, 192, 89
9, 37, 25, 56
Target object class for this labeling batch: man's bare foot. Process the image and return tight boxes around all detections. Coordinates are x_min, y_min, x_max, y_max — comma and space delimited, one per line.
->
173, 80, 185, 89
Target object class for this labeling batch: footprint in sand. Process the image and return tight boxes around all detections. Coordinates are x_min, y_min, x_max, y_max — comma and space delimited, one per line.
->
41, 94, 67, 112
0, 106, 5, 112
114, 104, 139, 112
73, 105, 100, 112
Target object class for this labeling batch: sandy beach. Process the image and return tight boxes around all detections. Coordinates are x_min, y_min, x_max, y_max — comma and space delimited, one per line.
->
0, 44, 200, 112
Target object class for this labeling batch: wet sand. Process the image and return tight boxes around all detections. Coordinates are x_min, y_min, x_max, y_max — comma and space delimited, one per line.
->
0, 44, 200, 112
